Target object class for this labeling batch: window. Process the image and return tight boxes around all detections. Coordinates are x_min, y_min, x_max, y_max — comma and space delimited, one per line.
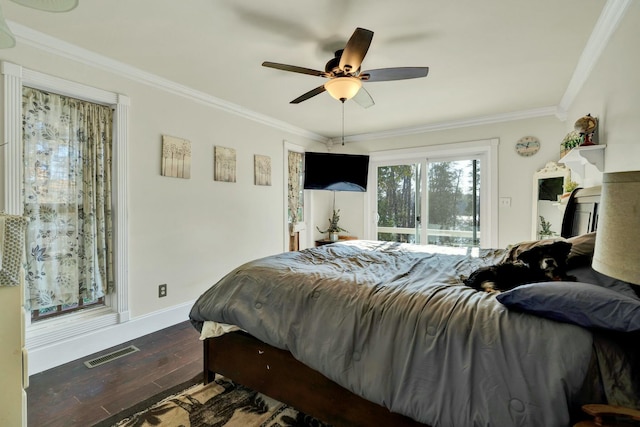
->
2, 61, 130, 347
22, 87, 113, 321
367, 139, 498, 248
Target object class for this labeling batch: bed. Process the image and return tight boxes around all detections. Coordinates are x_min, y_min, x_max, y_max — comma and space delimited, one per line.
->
189, 187, 640, 427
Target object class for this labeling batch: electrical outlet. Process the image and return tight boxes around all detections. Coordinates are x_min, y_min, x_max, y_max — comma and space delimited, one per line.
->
158, 284, 167, 298
499, 197, 512, 208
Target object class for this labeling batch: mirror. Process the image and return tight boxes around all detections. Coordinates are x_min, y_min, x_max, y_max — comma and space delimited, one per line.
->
531, 162, 571, 240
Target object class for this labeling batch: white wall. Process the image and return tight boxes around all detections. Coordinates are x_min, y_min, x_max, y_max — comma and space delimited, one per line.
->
564, 1, 640, 174
331, 116, 567, 248
0, 44, 324, 334
309, 188, 366, 242
1, 1, 639, 371
324, 2, 640, 248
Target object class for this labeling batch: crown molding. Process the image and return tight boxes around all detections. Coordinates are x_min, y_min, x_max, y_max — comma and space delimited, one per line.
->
333, 106, 560, 144
8, 21, 329, 144
557, 0, 632, 114
8, 0, 630, 147
332, 0, 629, 146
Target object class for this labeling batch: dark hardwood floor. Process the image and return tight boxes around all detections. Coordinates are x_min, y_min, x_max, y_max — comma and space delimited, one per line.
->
27, 321, 203, 427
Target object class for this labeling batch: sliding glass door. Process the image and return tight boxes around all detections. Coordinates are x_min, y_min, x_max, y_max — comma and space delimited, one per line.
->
424, 159, 480, 246
370, 141, 496, 248
376, 163, 421, 243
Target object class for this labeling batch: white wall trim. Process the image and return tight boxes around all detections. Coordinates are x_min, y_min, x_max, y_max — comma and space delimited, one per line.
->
368, 138, 499, 162
7, 0, 630, 147
367, 138, 499, 248
336, 107, 558, 144
557, 0, 632, 116
3, 61, 132, 357
22, 67, 119, 104
2, 62, 23, 214
8, 21, 328, 145
10, 16, 561, 146
27, 300, 195, 375
114, 94, 131, 322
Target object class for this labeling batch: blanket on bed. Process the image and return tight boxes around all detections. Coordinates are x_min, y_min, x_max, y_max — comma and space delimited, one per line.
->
190, 240, 594, 427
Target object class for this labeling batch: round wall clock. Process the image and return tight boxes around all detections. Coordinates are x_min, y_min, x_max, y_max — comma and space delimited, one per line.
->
515, 136, 540, 157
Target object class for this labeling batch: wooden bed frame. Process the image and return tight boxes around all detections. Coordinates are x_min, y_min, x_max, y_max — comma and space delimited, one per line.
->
561, 186, 601, 237
204, 331, 427, 427
202, 186, 602, 427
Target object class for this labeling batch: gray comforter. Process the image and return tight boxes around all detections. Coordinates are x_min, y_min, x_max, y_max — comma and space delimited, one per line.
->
190, 240, 594, 427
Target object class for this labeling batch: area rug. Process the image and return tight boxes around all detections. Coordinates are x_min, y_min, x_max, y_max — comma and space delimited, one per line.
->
95, 375, 332, 427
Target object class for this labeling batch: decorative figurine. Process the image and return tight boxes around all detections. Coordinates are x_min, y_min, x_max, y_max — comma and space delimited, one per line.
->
574, 114, 598, 146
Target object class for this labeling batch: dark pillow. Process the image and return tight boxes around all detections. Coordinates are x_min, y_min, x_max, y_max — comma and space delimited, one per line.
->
501, 232, 596, 265
566, 232, 596, 258
568, 265, 640, 300
496, 281, 640, 332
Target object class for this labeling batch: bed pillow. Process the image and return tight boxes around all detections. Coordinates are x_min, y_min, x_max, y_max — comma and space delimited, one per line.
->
501, 232, 596, 265
496, 281, 640, 332
566, 232, 596, 258
568, 265, 640, 300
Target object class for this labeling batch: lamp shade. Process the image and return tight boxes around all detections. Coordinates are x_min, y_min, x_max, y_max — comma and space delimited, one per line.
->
0, 5, 16, 49
592, 171, 640, 285
10, 0, 78, 12
325, 77, 362, 101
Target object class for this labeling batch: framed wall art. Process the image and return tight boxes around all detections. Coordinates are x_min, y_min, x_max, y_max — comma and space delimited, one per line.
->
254, 154, 272, 186
161, 135, 191, 179
214, 146, 237, 182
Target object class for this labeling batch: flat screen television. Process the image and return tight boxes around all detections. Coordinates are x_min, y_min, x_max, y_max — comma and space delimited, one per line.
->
303, 152, 370, 192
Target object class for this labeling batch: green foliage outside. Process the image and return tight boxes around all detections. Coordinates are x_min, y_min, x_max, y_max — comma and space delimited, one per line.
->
377, 160, 480, 247
377, 164, 417, 243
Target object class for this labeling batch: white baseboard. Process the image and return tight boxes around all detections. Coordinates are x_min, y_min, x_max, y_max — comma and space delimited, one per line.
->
27, 300, 196, 375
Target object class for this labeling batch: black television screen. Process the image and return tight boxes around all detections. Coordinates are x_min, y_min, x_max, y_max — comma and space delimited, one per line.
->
303, 152, 370, 192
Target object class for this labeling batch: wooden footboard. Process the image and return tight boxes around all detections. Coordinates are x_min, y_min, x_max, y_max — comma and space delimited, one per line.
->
204, 331, 428, 427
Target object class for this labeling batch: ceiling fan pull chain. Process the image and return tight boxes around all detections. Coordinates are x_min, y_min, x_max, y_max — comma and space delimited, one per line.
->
342, 101, 345, 146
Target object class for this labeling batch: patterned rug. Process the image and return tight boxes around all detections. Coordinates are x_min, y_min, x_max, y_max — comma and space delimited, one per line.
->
96, 375, 332, 427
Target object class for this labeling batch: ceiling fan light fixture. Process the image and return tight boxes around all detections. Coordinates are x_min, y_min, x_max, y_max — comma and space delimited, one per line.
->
0, 5, 16, 49
10, 0, 78, 12
325, 77, 362, 102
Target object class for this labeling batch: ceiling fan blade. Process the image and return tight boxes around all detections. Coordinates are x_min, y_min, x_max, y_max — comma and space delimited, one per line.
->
262, 62, 326, 77
361, 67, 429, 82
290, 85, 327, 104
10, 0, 78, 12
352, 87, 375, 109
339, 28, 374, 74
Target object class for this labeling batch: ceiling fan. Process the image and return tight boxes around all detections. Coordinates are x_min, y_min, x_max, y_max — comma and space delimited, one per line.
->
262, 27, 429, 108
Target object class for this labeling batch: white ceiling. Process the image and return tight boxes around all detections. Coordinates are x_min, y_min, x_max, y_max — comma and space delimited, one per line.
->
2, 0, 618, 142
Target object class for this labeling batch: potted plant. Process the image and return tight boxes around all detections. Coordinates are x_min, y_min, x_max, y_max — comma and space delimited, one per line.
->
539, 215, 554, 239
317, 209, 348, 242
559, 179, 579, 202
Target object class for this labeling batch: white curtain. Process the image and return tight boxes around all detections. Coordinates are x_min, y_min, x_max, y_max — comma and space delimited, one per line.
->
22, 87, 114, 311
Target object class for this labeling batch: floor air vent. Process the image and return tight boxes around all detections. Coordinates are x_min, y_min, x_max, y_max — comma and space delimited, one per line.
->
84, 345, 140, 368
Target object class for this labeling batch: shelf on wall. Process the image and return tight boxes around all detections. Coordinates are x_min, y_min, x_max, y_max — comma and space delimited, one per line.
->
558, 144, 605, 178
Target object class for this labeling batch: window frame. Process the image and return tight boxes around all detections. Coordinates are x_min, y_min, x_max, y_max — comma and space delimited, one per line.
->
366, 139, 499, 248
2, 61, 130, 349
283, 141, 311, 251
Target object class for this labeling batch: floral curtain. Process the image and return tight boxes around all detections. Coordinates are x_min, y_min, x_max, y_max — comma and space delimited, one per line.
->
287, 151, 304, 234
22, 87, 114, 311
